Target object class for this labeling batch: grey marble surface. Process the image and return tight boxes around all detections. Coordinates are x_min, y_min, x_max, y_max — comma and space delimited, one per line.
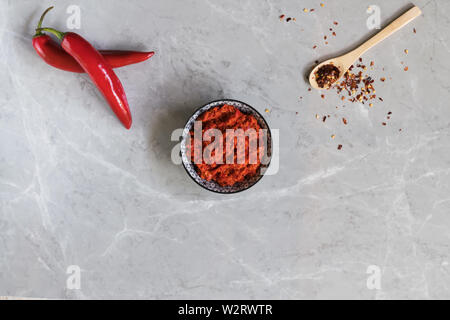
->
0, 0, 449, 299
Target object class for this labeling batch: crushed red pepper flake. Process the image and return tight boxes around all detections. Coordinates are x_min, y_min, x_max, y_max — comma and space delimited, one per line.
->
317, 57, 384, 108
307, 34, 391, 148
315, 64, 340, 88
413, 28, 417, 33
313, 45, 318, 49
279, 14, 285, 20
333, 21, 338, 25
404, 66, 409, 71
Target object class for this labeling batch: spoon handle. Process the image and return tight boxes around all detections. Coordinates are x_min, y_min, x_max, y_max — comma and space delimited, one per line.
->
353, 6, 422, 57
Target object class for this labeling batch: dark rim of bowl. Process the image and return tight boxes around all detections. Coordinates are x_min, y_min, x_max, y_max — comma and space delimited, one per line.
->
180, 99, 272, 194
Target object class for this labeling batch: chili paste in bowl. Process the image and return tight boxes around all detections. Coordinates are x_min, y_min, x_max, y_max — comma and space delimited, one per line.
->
180, 100, 272, 193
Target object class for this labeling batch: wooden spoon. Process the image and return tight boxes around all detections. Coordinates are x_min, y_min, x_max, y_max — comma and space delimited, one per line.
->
309, 6, 422, 90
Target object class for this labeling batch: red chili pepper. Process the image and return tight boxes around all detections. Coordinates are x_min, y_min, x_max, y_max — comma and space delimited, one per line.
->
38, 27, 132, 129
33, 8, 154, 73
34, 36, 154, 73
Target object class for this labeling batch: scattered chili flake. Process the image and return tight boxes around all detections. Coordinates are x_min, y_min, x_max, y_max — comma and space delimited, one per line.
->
382, 122, 387, 126
308, 88, 312, 92
413, 28, 417, 33
315, 64, 341, 88
310, 9, 315, 12
404, 66, 409, 71
342, 117, 347, 125
359, 57, 363, 62
327, 59, 381, 106
322, 116, 327, 122
324, 36, 327, 40
286, 17, 292, 22
337, 144, 343, 150
321, 94, 325, 99
380, 77, 386, 82
387, 111, 392, 115
370, 61, 374, 67
332, 32, 336, 36
279, 14, 285, 20
325, 41, 328, 45
333, 21, 338, 25
379, 97, 384, 101
313, 45, 317, 49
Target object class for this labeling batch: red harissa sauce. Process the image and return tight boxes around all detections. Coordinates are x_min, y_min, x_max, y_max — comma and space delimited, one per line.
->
190, 104, 264, 187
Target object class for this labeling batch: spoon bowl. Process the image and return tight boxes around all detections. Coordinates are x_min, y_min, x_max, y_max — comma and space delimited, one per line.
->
309, 57, 349, 90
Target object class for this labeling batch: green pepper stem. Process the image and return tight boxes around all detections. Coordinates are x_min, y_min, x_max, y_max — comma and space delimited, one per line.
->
36, 27, 66, 41
34, 6, 54, 37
